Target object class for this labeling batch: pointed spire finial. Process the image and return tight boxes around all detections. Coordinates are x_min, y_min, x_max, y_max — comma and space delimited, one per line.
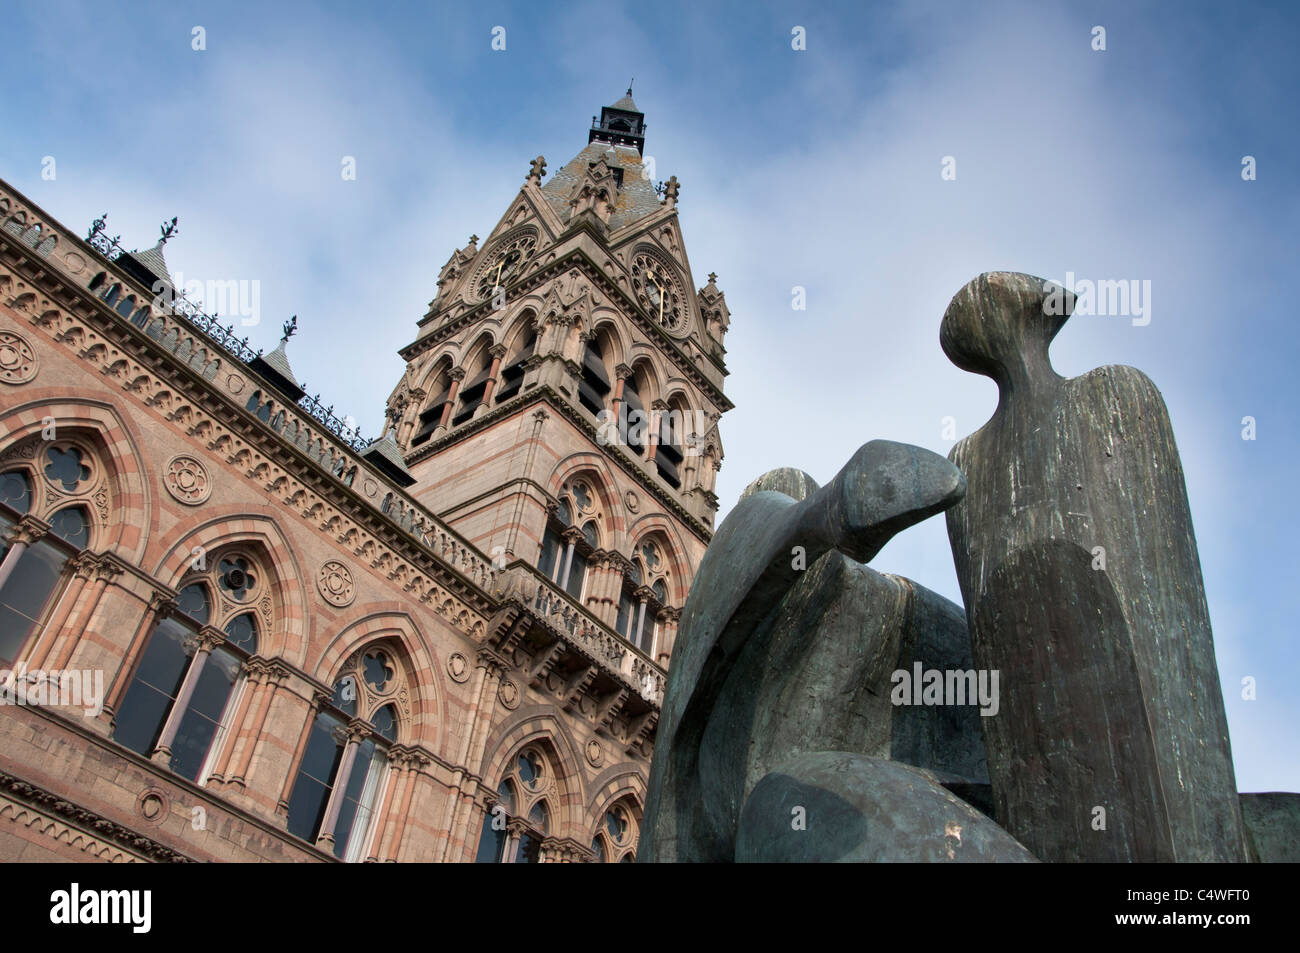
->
159, 217, 179, 246
280, 314, 298, 345
628, 79, 634, 97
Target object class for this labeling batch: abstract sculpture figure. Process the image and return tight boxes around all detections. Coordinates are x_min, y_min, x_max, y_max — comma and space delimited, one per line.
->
641, 444, 1030, 862
940, 271, 1248, 862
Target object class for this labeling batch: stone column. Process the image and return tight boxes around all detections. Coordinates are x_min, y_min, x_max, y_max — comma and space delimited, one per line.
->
0, 514, 48, 591
100, 591, 177, 732
656, 607, 681, 666
376, 747, 430, 862
315, 719, 372, 853
646, 400, 665, 463
50, 557, 123, 672
24, 550, 98, 670
438, 647, 507, 862
277, 689, 331, 823
152, 625, 225, 766
477, 345, 507, 412
395, 387, 426, 446
558, 526, 583, 591
437, 367, 466, 431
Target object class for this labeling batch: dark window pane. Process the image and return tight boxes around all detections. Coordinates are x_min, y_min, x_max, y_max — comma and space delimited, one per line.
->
517, 751, 542, 789
615, 595, 630, 638
371, 704, 398, 742
591, 836, 606, 862
475, 813, 506, 863
0, 470, 31, 515
565, 551, 587, 600
217, 557, 256, 602
112, 618, 194, 756
0, 537, 66, 664
652, 579, 668, 604
496, 779, 516, 815
176, 583, 210, 625
332, 676, 358, 717
582, 521, 599, 548
44, 446, 90, 492
363, 651, 394, 693
223, 613, 258, 653
332, 738, 377, 859
287, 713, 345, 841
537, 525, 562, 580
528, 799, 548, 834
168, 648, 239, 781
49, 507, 90, 549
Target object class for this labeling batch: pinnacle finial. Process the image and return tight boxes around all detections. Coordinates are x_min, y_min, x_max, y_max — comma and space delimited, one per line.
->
280, 314, 298, 344
159, 217, 179, 246
627, 79, 634, 97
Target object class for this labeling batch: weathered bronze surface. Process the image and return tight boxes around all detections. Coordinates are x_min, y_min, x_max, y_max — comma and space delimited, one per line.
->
942, 271, 1248, 862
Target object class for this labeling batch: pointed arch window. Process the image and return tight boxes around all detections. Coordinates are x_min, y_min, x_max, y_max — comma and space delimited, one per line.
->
655, 403, 687, 489
591, 800, 639, 863
287, 646, 404, 861
495, 330, 535, 403
0, 457, 96, 667
474, 746, 553, 863
113, 551, 265, 783
536, 483, 601, 601
452, 351, 492, 427
411, 363, 453, 448
619, 376, 646, 456
578, 336, 611, 416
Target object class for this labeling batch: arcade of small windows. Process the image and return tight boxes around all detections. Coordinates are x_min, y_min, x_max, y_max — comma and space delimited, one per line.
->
243, 390, 357, 486
114, 553, 262, 782
286, 646, 403, 861
88, 271, 153, 327
475, 747, 553, 863
0, 442, 98, 667
537, 482, 600, 602
591, 801, 639, 863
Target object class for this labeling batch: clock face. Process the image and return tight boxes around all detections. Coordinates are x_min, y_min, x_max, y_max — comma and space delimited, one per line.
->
631, 253, 684, 332
476, 232, 538, 300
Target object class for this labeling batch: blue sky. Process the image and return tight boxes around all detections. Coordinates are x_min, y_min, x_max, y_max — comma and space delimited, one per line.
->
3, 0, 1296, 792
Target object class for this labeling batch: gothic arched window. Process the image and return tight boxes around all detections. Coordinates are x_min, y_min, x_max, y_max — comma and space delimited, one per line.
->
0, 440, 103, 667
495, 326, 535, 403
536, 480, 601, 601
287, 645, 405, 861
590, 799, 640, 863
113, 551, 266, 783
475, 745, 554, 864
578, 335, 611, 417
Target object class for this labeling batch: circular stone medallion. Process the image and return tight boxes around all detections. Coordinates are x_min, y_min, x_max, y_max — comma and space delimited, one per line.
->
317, 560, 356, 607
164, 455, 212, 505
0, 331, 38, 385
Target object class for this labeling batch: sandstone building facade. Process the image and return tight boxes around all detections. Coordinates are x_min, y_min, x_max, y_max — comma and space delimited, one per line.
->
0, 91, 731, 862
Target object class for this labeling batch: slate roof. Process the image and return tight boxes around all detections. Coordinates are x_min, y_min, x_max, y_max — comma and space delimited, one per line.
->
541, 142, 663, 231
362, 433, 417, 487
611, 92, 639, 111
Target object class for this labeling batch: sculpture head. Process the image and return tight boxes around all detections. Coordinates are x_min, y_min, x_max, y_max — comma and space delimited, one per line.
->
826, 440, 967, 565
740, 468, 820, 504
940, 272, 1074, 392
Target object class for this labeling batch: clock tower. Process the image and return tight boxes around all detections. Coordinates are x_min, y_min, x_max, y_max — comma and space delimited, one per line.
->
382, 90, 732, 668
